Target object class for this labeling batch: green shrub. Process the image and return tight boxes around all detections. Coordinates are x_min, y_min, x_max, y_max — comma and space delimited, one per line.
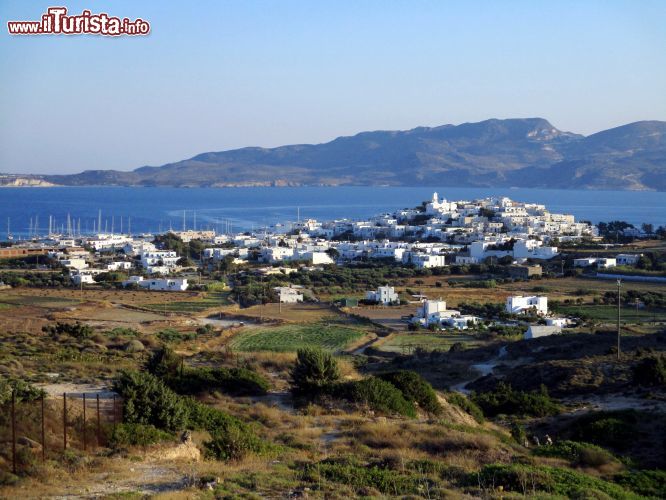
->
291, 348, 340, 396
157, 328, 196, 343
187, 398, 268, 460
205, 425, 264, 461
112, 371, 188, 431
168, 367, 269, 397
0, 378, 45, 405
341, 377, 416, 418
614, 470, 666, 498
473, 464, 640, 498
632, 355, 666, 386
445, 392, 485, 423
302, 457, 422, 495
568, 411, 638, 450
533, 440, 617, 467
146, 346, 182, 378
377, 370, 441, 415
109, 423, 173, 449
471, 382, 560, 418
148, 347, 269, 396
42, 321, 93, 340
509, 420, 527, 445
113, 370, 266, 460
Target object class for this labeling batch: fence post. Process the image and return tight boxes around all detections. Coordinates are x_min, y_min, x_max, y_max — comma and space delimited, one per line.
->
63, 392, 67, 450
41, 394, 46, 462
112, 394, 116, 428
96, 394, 101, 448
82, 393, 87, 451
11, 390, 17, 475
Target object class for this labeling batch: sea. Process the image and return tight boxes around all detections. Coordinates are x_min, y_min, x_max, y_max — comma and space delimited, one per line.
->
0, 186, 664, 241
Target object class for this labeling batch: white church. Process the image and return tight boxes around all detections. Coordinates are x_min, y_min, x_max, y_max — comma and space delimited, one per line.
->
425, 192, 457, 215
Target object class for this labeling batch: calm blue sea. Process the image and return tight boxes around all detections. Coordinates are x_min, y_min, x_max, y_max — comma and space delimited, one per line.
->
0, 186, 664, 241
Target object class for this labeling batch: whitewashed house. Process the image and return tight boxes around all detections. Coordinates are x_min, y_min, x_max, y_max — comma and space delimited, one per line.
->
596, 258, 617, 269
506, 296, 548, 316
274, 286, 304, 303
366, 285, 399, 305
616, 254, 642, 266
574, 258, 597, 267
122, 276, 189, 291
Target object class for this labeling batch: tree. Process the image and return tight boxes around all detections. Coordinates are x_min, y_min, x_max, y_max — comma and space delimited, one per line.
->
290, 348, 340, 396
641, 223, 654, 236
325, 248, 340, 260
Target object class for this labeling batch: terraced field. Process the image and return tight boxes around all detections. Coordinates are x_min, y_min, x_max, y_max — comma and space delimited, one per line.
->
228, 322, 366, 352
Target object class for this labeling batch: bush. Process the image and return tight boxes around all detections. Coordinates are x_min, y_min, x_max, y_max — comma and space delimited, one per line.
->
377, 370, 441, 414
509, 420, 527, 445
291, 348, 340, 396
445, 392, 485, 423
471, 382, 561, 418
0, 378, 45, 405
342, 377, 416, 418
614, 470, 666, 498
632, 355, 666, 386
473, 464, 638, 498
533, 440, 617, 467
112, 371, 188, 432
205, 425, 263, 461
42, 321, 93, 340
302, 457, 421, 495
113, 370, 266, 460
157, 328, 196, 343
168, 366, 270, 397
109, 423, 173, 449
148, 348, 270, 396
567, 410, 638, 450
146, 346, 182, 378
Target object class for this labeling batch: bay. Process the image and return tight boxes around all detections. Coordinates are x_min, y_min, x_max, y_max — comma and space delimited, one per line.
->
0, 186, 664, 241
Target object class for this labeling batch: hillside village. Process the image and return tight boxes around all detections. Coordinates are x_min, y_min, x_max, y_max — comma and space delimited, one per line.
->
1, 194, 651, 337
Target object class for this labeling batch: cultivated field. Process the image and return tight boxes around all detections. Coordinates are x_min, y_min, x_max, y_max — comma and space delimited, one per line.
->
228, 321, 368, 352
376, 332, 483, 354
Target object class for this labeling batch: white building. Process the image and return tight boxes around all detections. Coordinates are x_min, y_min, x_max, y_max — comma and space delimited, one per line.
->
616, 254, 642, 266
60, 258, 88, 270
88, 234, 132, 252
406, 253, 447, 269
596, 258, 617, 269
106, 261, 132, 271
524, 325, 561, 340
506, 296, 548, 316
441, 315, 480, 330
574, 258, 597, 268
140, 250, 180, 274
366, 285, 399, 305
413, 299, 462, 327
512, 239, 559, 260
70, 269, 105, 285
274, 286, 304, 303
122, 276, 189, 291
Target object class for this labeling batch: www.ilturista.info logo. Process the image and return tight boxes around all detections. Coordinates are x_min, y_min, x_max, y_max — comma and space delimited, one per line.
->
7, 7, 150, 36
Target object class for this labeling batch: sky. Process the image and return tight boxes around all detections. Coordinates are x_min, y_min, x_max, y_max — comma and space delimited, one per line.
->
1, 0, 665, 174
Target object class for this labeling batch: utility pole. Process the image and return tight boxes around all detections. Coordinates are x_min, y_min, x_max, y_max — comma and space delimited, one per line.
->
617, 279, 621, 360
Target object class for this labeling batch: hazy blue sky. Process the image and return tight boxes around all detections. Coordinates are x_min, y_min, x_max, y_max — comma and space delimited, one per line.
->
1, 0, 665, 174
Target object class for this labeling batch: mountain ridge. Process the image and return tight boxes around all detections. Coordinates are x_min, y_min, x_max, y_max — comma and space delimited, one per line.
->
8, 118, 666, 190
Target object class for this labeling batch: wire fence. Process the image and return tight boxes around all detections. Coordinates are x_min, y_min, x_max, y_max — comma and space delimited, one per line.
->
0, 391, 122, 475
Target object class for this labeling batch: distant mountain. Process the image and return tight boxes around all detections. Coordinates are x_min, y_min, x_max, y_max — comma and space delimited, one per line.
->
34, 118, 666, 190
